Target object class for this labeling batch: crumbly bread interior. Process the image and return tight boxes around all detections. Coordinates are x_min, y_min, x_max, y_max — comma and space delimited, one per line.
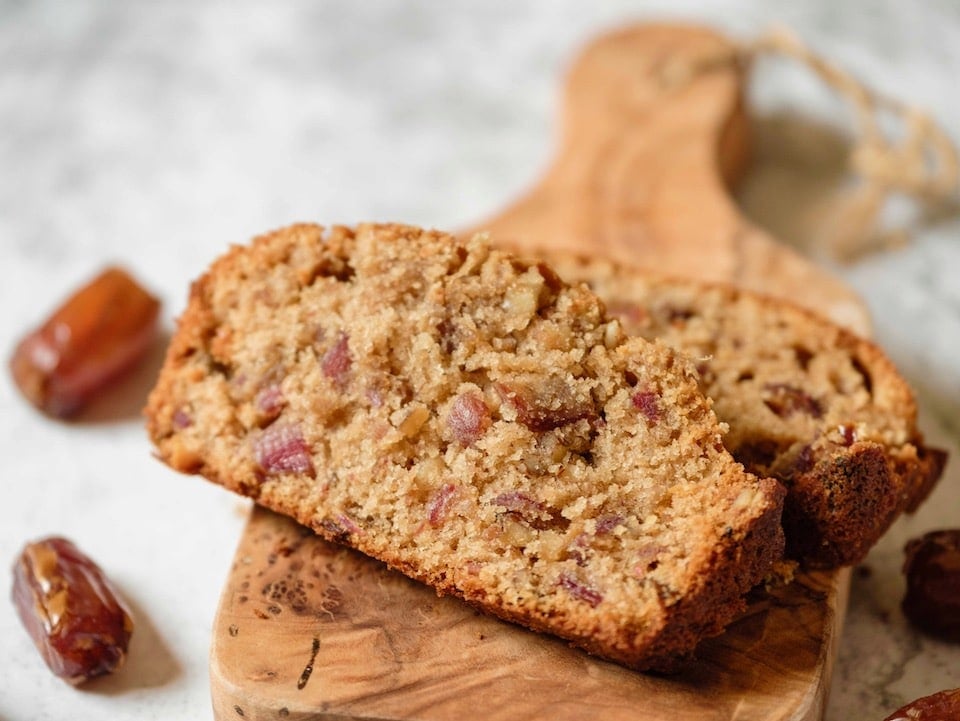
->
146, 223, 784, 670
546, 255, 946, 567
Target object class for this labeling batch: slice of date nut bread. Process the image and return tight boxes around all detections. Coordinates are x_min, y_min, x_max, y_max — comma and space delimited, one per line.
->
146, 223, 785, 671
545, 256, 946, 568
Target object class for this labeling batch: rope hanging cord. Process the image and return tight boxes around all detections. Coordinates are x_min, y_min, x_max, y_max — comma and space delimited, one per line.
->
662, 27, 960, 261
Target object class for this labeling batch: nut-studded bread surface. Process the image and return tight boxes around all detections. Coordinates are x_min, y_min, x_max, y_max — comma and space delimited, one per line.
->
546, 255, 946, 568
146, 223, 785, 671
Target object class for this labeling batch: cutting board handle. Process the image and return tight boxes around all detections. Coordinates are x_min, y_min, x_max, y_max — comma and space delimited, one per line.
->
464, 23, 870, 334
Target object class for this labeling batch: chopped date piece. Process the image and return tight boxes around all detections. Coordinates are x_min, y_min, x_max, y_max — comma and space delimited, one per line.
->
902, 530, 960, 642
762, 383, 823, 419
567, 535, 589, 565
321, 332, 351, 385
334, 514, 362, 536
496, 378, 595, 432
366, 387, 384, 409
396, 404, 430, 438
172, 407, 192, 429
255, 383, 285, 422
12, 537, 133, 685
594, 514, 623, 535
319, 514, 362, 540
9, 266, 161, 418
631, 389, 661, 425
838, 424, 858, 446
254, 424, 315, 477
557, 572, 603, 608
883, 688, 960, 721
493, 491, 562, 530
447, 392, 491, 446
426, 484, 458, 528
493, 491, 546, 517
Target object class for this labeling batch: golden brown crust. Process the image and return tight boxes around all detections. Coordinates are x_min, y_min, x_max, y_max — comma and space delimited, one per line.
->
146, 223, 785, 671
539, 253, 946, 568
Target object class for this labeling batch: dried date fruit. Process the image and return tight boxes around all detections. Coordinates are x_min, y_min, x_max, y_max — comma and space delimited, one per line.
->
447, 391, 491, 446
425, 483, 458, 528
493, 491, 563, 531
496, 378, 595, 432
9, 266, 161, 418
557, 572, 603, 607
12, 536, 133, 684
883, 688, 960, 720
902, 529, 960, 642
321, 331, 351, 385
762, 383, 823, 419
254, 423, 316, 477
631, 389, 661, 425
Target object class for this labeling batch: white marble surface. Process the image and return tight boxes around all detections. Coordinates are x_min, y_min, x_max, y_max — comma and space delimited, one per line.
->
1, 2, 958, 719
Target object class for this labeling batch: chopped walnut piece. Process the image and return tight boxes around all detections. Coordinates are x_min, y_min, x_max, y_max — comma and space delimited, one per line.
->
567, 535, 589, 565
503, 275, 541, 330
396, 404, 430, 438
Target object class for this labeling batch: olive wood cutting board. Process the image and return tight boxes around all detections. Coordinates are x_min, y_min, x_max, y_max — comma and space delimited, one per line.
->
210, 23, 863, 721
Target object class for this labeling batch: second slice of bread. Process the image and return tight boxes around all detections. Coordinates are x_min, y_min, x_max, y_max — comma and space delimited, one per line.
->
546, 255, 946, 568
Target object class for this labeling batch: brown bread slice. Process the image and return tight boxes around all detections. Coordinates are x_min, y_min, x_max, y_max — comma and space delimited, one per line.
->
545, 255, 946, 568
145, 223, 784, 671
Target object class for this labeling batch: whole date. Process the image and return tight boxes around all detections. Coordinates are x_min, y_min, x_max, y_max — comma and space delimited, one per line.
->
883, 688, 960, 721
902, 529, 960, 641
12, 536, 133, 684
9, 266, 161, 418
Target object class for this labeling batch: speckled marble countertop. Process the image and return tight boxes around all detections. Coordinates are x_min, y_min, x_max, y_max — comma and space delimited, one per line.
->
1, 3, 958, 719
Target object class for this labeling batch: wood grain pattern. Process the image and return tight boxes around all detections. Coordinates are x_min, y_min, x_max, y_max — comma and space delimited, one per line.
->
212, 507, 849, 721
210, 22, 863, 721
464, 23, 870, 336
